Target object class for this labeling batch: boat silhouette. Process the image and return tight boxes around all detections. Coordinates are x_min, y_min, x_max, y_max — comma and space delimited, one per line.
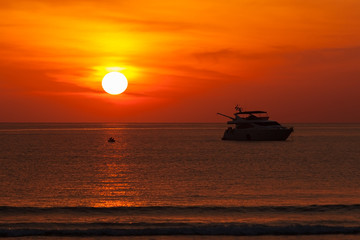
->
217, 105, 293, 141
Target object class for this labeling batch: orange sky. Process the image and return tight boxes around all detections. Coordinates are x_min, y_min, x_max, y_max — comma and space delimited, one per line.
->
1, 0, 359, 122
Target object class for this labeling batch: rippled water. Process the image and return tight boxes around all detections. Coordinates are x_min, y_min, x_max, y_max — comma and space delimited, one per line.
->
0, 123, 359, 238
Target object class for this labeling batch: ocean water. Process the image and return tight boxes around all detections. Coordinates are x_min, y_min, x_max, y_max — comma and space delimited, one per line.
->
0, 123, 359, 239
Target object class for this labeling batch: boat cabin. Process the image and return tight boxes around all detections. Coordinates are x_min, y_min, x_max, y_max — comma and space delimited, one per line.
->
236, 111, 269, 120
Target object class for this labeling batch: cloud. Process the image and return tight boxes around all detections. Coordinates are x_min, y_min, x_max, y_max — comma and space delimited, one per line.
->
0, 62, 100, 94
101, 16, 196, 32
289, 46, 360, 66
193, 49, 269, 63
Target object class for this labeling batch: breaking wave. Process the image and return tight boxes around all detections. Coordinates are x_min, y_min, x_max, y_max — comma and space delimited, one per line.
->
1, 204, 360, 214
0, 223, 360, 237
1, 204, 359, 237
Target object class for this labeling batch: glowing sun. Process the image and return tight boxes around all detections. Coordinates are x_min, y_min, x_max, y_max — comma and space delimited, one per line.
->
102, 72, 128, 95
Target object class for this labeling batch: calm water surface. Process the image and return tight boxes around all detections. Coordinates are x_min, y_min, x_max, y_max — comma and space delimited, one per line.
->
0, 123, 359, 239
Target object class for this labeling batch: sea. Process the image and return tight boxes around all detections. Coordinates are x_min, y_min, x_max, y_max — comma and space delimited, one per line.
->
0, 123, 359, 239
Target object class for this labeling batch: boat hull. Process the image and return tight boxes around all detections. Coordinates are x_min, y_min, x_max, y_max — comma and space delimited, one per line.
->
222, 127, 293, 141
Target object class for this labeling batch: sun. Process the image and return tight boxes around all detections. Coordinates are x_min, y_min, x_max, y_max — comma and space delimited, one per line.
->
102, 72, 128, 95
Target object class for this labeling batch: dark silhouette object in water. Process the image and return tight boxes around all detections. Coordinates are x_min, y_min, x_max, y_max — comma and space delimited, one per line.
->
217, 105, 293, 141
108, 137, 115, 143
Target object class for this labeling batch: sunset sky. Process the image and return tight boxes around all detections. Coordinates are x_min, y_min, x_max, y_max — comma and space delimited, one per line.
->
1, 0, 359, 122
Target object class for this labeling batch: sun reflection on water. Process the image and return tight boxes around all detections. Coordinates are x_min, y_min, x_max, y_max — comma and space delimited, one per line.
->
88, 130, 142, 208
92, 162, 134, 207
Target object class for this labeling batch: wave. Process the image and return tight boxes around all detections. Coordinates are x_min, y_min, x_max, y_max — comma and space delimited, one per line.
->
1, 204, 360, 214
1, 205, 359, 237
0, 223, 359, 237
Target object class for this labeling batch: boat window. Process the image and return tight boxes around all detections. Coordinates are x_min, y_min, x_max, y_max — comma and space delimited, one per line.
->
245, 114, 258, 120
236, 123, 253, 129
253, 122, 280, 126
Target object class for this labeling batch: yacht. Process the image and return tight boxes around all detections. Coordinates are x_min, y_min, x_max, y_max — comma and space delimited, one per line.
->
217, 106, 293, 141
